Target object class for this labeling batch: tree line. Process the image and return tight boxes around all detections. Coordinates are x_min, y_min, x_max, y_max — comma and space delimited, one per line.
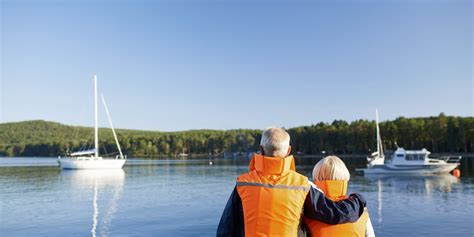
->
0, 113, 472, 157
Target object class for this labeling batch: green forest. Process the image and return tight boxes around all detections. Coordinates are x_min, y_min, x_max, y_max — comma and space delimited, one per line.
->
0, 113, 472, 158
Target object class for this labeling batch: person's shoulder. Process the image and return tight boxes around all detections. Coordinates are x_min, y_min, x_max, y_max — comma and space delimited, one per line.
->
290, 170, 309, 179
288, 171, 310, 186
288, 170, 309, 179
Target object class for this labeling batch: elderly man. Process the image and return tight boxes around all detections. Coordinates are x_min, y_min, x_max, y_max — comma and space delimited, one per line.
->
217, 127, 366, 237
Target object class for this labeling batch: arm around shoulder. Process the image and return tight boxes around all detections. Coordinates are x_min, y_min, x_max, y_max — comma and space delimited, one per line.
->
304, 182, 366, 225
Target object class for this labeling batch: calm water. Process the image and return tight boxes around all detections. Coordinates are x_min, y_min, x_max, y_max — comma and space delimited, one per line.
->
1, 157, 473, 237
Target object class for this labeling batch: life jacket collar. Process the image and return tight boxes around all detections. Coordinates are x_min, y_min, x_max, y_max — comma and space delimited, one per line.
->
249, 154, 296, 175
313, 180, 348, 201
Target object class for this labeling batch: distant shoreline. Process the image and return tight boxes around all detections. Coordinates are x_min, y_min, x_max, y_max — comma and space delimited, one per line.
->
2, 115, 473, 157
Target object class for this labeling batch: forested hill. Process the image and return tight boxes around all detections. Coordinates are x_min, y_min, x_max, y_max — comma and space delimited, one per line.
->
0, 113, 473, 157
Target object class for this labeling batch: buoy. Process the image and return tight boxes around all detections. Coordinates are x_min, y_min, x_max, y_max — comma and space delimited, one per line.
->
209, 161, 213, 165
453, 169, 461, 177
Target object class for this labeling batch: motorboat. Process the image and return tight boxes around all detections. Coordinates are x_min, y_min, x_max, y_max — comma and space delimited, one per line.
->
357, 110, 461, 174
359, 147, 461, 174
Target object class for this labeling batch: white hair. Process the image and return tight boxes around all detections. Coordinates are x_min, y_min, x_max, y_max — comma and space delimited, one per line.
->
312, 156, 350, 181
260, 127, 290, 157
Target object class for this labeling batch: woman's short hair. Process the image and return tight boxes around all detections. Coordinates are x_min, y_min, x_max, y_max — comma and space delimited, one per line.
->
260, 127, 290, 157
312, 156, 350, 181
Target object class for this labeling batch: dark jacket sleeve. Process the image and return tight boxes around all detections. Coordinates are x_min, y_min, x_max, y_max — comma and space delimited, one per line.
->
304, 184, 366, 225
216, 187, 245, 237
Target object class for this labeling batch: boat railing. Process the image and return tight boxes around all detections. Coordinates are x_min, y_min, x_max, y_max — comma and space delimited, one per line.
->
441, 156, 462, 163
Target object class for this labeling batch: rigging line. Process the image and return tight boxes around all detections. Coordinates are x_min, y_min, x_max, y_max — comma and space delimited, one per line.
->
79, 143, 85, 152
86, 133, 94, 152
77, 131, 93, 153
103, 142, 108, 157
101, 94, 124, 159
87, 132, 94, 151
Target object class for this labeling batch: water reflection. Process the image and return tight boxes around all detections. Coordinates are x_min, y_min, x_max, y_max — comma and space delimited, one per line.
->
60, 170, 125, 237
363, 174, 460, 224
365, 174, 459, 194
377, 179, 382, 224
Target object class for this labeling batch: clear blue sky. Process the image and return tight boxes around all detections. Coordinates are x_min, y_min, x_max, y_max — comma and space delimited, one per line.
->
1, 0, 472, 131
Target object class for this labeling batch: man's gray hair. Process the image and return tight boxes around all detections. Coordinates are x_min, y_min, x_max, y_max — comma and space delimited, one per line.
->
260, 127, 291, 157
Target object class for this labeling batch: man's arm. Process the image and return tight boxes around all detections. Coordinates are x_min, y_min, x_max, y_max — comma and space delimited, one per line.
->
216, 187, 245, 237
304, 181, 366, 225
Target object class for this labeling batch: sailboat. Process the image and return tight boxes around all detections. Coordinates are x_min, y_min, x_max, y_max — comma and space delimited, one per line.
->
367, 109, 385, 166
357, 110, 461, 174
58, 75, 126, 169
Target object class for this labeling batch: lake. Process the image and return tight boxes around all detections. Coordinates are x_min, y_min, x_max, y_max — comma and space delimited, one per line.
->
1, 157, 473, 237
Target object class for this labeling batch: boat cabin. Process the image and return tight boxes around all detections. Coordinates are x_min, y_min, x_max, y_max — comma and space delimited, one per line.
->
390, 148, 443, 165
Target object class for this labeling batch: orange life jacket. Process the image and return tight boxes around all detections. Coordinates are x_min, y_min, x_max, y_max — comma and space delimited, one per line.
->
236, 154, 310, 237
304, 180, 368, 237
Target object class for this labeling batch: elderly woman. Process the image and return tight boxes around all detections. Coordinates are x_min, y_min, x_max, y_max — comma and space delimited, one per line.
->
304, 156, 375, 237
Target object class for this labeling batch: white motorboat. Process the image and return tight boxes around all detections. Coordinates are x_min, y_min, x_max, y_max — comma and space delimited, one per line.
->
359, 148, 461, 174
357, 110, 461, 175
58, 75, 126, 169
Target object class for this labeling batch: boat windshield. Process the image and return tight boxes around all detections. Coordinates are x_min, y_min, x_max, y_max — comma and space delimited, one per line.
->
405, 154, 425, 161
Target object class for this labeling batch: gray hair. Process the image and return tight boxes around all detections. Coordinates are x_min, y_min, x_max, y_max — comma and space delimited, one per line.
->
260, 127, 290, 157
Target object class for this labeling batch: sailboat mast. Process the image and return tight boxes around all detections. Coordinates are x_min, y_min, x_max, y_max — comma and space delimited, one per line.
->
94, 75, 99, 158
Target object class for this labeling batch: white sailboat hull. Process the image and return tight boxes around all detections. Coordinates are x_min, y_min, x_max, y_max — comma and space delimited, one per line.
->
58, 158, 126, 170
357, 163, 459, 175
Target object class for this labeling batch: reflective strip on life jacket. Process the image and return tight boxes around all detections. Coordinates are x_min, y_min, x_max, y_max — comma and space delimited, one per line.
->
236, 181, 310, 191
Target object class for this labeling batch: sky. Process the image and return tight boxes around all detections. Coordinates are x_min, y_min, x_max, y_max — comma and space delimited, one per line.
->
1, 0, 472, 131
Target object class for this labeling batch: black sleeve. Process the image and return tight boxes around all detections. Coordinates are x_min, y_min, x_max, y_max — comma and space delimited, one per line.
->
298, 217, 310, 237
304, 185, 366, 225
216, 187, 245, 237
